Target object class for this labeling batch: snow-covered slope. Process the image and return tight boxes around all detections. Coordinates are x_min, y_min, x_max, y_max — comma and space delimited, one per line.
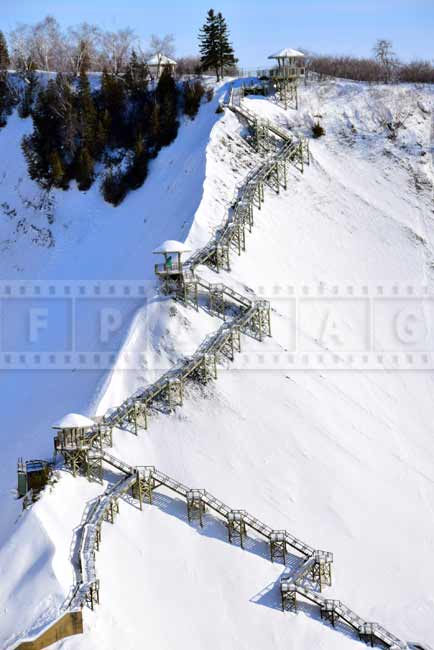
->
1, 80, 434, 650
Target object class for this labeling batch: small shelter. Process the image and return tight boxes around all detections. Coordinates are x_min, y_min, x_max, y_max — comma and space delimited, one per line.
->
147, 53, 177, 80
153, 240, 192, 295
153, 240, 191, 276
268, 48, 305, 80
17, 458, 52, 498
53, 413, 95, 448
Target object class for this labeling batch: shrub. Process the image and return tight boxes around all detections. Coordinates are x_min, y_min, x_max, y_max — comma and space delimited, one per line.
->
124, 139, 148, 190
312, 121, 325, 138
101, 169, 128, 206
75, 147, 94, 191
183, 79, 205, 119
206, 87, 214, 102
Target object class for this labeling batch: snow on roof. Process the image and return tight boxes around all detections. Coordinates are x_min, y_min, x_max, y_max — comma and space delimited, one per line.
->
147, 53, 177, 66
153, 240, 191, 254
268, 48, 305, 59
52, 413, 95, 429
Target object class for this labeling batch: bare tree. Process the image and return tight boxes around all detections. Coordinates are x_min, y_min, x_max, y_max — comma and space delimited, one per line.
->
147, 33, 175, 58
373, 39, 396, 84
30, 16, 65, 71
371, 87, 415, 139
175, 56, 201, 77
9, 24, 35, 72
67, 23, 101, 75
100, 28, 136, 75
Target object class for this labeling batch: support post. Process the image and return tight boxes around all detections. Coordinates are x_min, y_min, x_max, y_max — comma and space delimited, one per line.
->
227, 510, 247, 548
269, 531, 287, 563
186, 489, 206, 527
280, 581, 297, 613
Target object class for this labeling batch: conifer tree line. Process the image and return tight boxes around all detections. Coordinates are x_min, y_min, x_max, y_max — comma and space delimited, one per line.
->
19, 52, 202, 204
0, 9, 239, 205
0, 30, 16, 127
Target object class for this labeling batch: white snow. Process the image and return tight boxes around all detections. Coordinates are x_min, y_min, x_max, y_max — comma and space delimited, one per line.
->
0, 78, 434, 650
52, 413, 95, 430
152, 239, 192, 254
268, 48, 305, 59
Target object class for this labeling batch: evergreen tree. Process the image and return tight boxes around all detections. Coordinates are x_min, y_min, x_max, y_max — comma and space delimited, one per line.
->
100, 68, 126, 144
19, 64, 39, 118
48, 150, 66, 188
75, 147, 94, 190
0, 31, 14, 128
149, 103, 161, 156
199, 9, 220, 79
155, 68, 179, 147
22, 78, 73, 186
183, 79, 205, 119
77, 70, 97, 154
0, 31, 10, 71
125, 134, 148, 190
199, 9, 237, 80
125, 50, 149, 100
101, 167, 128, 206
215, 12, 237, 78
94, 114, 109, 156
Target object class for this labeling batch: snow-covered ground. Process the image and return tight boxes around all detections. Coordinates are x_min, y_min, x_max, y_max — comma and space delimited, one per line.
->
1, 79, 434, 650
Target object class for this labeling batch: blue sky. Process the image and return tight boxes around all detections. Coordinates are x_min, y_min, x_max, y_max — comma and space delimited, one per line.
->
1, 0, 432, 66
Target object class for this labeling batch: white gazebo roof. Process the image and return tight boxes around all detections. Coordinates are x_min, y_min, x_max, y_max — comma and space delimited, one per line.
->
153, 240, 191, 255
147, 53, 177, 66
268, 48, 305, 59
52, 413, 95, 430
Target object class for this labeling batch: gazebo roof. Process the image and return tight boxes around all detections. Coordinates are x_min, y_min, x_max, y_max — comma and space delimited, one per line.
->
147, 53, 177, 66
268, 48, 305, 60
153, 240, 191, 254
52, 413, 95, 430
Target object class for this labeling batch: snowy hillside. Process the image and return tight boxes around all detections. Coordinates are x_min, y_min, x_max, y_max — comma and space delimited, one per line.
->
1, 79, 434, 650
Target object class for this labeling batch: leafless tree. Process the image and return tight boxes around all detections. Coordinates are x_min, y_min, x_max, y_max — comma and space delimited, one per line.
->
100, 28, 136, 75
371, 87, 416, 139
67, 23, 101, 75
176, 56, 201, 77
373, 39, 397, 83
147, 33, 175, 58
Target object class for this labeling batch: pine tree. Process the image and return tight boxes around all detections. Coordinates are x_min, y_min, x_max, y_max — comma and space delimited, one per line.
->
77, 70, 97, 154
125, 134, 148, 190
100, 68, 126, 144
0, 31, 10, 71
0, 31, 14, 128
199, 9, 220, 80
199, 10, 237, 80
48, 150, 65, 188
215, 12, 237, 78
183, 79, 205, 119
19, 64, 39, 118
155, 68, 179, 147
22, 79, 71, 186
125, 50, 149, 100
94, 115, 109, 156
75, 146, 94, 190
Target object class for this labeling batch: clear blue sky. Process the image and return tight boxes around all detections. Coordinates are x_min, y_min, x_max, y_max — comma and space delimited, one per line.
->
1, 0, 432, 66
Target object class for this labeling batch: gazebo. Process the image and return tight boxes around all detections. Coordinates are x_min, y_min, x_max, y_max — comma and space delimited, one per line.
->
153, 240, 191, 276
153, 240, 192, 296
268, 48, 305, 80
53, 413, 95, 476
147, 53, 177, 80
